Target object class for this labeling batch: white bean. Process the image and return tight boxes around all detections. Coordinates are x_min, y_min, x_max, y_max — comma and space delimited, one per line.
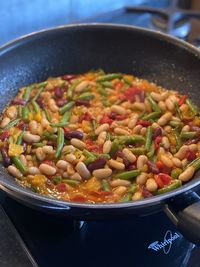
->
132, 125, 142, 134
122, 148, 136, 163
136, 172, 148, 185
75, 162, 91, 179
36, 147, 46, 161
95, 123, 109, 135
28, 167, 40, 175
132, 102, 145, 111
158, 101, 167, 112
179, 166, 195, 182
113, 186, 127, 196
97, 131, 107, 145
182, 125, 190, 132
56, 160, 68, 170
160, 154, 173, 168
162, 136, 170, 149
74, 80, 89, 93
157, 112, 172, 126
172, 157, 182, 168
110, 179, 131, 187
165, 98, 175, 111
70, 138, 86, 150
7, 165, 22, 178
0, 117, 10, 128
42, 145, 54, 154
48, 99, 58, 112
137, 155, 148, 170
146, 178, 158, 192
29, 120, 38, 135
39, 164, 56, 176
128, 116, 138, 129
70, 172, 82, 181
65, 154, 77, 164
132, 191, 142, 200
114, 127, 130, 135
6, 106, 17, 119
93, 168, 112, 179
108, 159, 125, 170
103, 140, 112, 154
23, 132, 41, 143
111, 105, 126, 115
174, 145, 189, 160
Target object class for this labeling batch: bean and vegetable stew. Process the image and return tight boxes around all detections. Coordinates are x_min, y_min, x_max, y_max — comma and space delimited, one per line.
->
0, 70, 200, 203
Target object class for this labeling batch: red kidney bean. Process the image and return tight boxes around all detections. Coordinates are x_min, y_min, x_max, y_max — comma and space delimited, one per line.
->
147, 161, 159, 174
37, 97, 45, 108
54, 87, 64, 98
190, 125, 200, 132
1, 148, 11, 167
142, 188, 153, 198
0, 131, 10, 141
185, 138, 199, 145
186, 150, 197, 161
75, 100, 91, 107
87, 158, 106, 172
65, 131, 84, 140
152, 127, 162, 139
17, 121, 26, 130
11, 99, 26, 105
115, 150, 130, 168
56, 99, 68, 107
127, 164, 136, 170
62, 74, 76, 81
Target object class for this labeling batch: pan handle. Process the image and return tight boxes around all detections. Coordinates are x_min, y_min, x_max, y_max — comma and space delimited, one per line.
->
165, 191, 200, 245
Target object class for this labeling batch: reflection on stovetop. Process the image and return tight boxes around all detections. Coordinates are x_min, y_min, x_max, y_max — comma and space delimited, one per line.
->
0, 191, 198, 267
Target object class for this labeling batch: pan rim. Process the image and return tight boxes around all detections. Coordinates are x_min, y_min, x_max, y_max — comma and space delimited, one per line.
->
0, 22, 200, 209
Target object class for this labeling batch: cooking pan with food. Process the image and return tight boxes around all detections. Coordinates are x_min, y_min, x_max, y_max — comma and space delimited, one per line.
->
0, 24, 200, 244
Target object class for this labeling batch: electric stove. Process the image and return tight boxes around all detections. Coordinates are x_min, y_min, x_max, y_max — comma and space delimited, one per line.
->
1, 1, 200, 267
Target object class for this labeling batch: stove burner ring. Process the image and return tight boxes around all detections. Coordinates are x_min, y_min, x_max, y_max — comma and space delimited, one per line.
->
151, 14, 191, 39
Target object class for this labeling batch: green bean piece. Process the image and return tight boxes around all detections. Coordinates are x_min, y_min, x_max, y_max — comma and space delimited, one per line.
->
180, 132, 198, 140
169, 121, 184, 128
113, 135, 145, 144
8, 136, 14, 144
129, 147, 146, 155
55, 128, 64, 158
63, 179, 80, 186
102, 98, 111, 107
22, 86, 32, 102
51, 111, 71, 127
42, 131, 57, 141
116, 169, 141, 180
146, 93, 161, 112
18, 105, 22, 117
101, 179, 110, 192
92, 153, 111, 159
109, 141, 119, 157
32, 100, 40, 113
59, 101, 75, 115
156, 180, 182, 195
174, 128, 182, 151
123, 77, 132, 85
142, 112, 161, 121
32, 87, 44, 101
84, 157, 96, 165
83, 149, 96, 159
120, 192, 132, 202
186, 99, 198, 115
12, 156, 27, 174
128, 183, 138, 194
100, 81, 113, 88
175, 102, 182, 120
53, 176, 62, 184
147, 142, 155, 159
96, 86, 108, 96
44, 108, 52, 122
171, 168, 183, 179
3, 118, 20, 130
39, 81, 47, 88
186, 157, 200, 171
67, 80, 80, 99
145, 126, 153, 152
16, 131, 24, 145
91, 120, 97, 130
77, 92, 94, 101
33, 142, 45, 147
96, 73, 122, 82
21, 106, 29, 122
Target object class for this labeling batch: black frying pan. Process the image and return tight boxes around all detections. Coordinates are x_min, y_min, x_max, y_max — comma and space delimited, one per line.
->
0, 24, 200, 244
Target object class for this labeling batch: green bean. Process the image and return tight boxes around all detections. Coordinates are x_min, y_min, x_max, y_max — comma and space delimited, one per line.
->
146, 93, 161, 112
67, 80, 80, 99
169, 121, 183, 128
55, 128, 64, 158
59, 101, 75, 115
175, 102, 182, 120
39, 81, 47, 88
3, 118, 20, 130
120, 192, 132, 202
180, 132, 198, 140
116, 169, 141, 180
123, 77, 132, 85
156, 180, 182, 194
32, 87, 44, 101
174, 127, 182, 151
96, 86, 108, 96
171, 168, 183, 179
92, 153, 111, 159
22, 86, 32, 102
91, 120, 97, 130
102, 98, 111, 107
145, 126, 153, 152
12, 156, 27, 174
113, 135, 145, 144
44, 108, 52, 122
109, 141, 119, 157
18, 106, 22, 117
21, 106, 29, 122
8, 136, 14, 144
32, 100, 40, 113
84, 157, 96, 165
16, 131, 24, 145
32, 142, 45, 147
51, 111, 71, 127
142, 112, 161, 121
186, 99, 198, 115
77, 92, 94, 101
42, 131, 57, 141
53, 176, 62, 184
147, 142, 155, 159
128, 183, 138, 194
100, 81, 113, 88
96, 73, 122, 82
129, 147, 146, 155
186, 157, 200, 171
83, 149, 96, 159
63, 179, 80, 186
101, 179, 110, 192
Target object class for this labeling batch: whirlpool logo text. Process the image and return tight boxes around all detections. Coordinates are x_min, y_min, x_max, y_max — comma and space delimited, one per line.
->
148, 230, 180, 254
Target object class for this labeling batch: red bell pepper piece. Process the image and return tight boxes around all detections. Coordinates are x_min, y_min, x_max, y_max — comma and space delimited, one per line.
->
0, 131, 10, 141
178, 95, 188, 106
79, 112, 93, 122
186, 150, 197, 161
100, 114, 113, 125
136, 120, 152, 127
155, 173, 171, 188
56, 183, 67, 192
122, 86, 144, 102
154, 136, 162, 150
85, 139, 102, 153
